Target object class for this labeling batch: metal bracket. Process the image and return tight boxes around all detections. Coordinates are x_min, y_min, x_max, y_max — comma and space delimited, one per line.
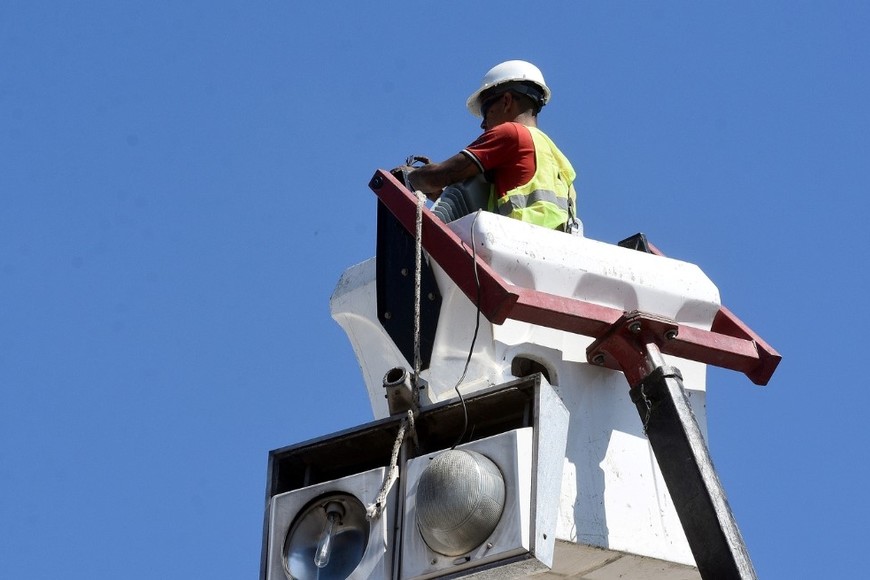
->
382, 367, 425, 416
586, 311, 679, 387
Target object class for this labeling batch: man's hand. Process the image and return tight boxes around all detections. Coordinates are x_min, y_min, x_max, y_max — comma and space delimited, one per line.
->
401, 152, 481, 200
390, 154, 431, 186
389, 165, 417, 191
405, 155, 432, 167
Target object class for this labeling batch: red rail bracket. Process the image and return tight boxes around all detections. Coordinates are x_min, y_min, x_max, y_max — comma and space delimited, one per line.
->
586, 311, 680, 388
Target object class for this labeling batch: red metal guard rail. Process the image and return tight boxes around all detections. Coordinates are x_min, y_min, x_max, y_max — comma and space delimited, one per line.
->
369, 170, 781, 386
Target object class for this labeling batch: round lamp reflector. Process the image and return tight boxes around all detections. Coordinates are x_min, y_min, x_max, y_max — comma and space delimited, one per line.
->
283, 493, 369, 580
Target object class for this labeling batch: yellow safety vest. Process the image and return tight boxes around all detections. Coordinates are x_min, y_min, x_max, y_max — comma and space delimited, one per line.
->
491, 127, 577, 230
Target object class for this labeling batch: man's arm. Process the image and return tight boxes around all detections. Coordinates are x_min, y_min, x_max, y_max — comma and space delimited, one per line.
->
405, 152, 481, 200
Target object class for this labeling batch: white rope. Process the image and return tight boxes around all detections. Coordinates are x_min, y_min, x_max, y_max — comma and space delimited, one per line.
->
412, 190, 425, 407
366, 410, 415, 520
367, 189, 425, 521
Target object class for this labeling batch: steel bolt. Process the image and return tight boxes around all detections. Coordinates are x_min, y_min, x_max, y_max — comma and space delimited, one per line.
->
592, 353, 606, 366
371, 176, 383, 188
400, 268, 409, 276
427, 292, 435, 300
384, 311, 392, 320
665, 329, 678, 340
629, 321, 642, 334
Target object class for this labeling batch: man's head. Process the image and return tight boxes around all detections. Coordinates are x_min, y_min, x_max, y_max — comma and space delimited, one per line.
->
477, 81, 547, 130
467, 60, 551, 121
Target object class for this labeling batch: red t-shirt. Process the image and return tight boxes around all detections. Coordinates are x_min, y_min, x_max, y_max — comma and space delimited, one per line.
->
462, 122, 536, 199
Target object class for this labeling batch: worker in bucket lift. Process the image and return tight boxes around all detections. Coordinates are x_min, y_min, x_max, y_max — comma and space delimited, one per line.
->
394, 60, 580, 234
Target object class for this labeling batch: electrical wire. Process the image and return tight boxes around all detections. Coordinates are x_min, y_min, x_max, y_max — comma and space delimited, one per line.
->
408, 184, 482, 450
450, 211, 483, 450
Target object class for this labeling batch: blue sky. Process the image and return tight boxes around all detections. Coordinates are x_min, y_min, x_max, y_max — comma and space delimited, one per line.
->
2, 2, 868, 578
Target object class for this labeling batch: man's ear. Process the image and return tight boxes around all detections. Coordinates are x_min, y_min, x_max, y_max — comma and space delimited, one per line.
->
500, 91, 513, 112
504, 91, 522, 115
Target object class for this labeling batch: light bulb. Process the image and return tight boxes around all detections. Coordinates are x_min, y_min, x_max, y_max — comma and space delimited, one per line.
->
314, 502, 344, 568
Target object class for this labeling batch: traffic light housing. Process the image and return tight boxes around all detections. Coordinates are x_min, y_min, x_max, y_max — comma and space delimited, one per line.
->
264, 466, 397, 579
261, 375, 568, 580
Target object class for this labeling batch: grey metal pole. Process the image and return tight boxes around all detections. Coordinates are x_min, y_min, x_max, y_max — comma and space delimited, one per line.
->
631, 342, 758, 580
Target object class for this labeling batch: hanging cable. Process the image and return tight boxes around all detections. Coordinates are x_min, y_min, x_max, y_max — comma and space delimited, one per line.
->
406, 178, 482, 449
450, 211, 483, 450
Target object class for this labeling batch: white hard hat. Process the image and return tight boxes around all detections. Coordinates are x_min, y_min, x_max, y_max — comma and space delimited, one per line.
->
466, 60, 551, 117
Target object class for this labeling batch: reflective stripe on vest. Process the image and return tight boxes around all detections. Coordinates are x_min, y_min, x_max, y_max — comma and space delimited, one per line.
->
494, 127, 577, 230
495, 187, 570, 215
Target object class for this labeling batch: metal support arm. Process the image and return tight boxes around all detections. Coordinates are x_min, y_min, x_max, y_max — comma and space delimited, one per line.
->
588, 312, 758, 580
